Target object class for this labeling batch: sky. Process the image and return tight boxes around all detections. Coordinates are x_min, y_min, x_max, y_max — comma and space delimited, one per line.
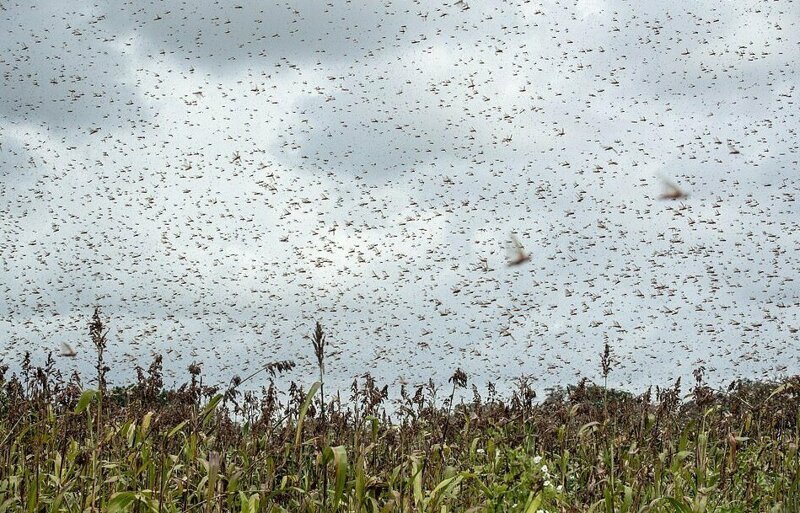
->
1, 0, 799, 396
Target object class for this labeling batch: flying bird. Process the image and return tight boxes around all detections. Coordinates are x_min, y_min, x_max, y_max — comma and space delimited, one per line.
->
658, 179, 689, 200
507, 234, 531, 266
60, 342, 77, 358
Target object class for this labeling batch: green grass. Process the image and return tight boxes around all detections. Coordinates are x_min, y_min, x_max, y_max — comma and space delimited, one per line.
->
0, 311, 797, 512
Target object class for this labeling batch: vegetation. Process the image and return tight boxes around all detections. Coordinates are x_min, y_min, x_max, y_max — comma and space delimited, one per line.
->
0, 309, 798, 512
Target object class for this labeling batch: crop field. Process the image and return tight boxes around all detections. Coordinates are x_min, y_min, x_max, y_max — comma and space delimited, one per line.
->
0, 311, 797, 512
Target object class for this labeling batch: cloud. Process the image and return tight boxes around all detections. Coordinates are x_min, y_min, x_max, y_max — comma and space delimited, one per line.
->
1, 2, 151, 133
101, 0, 434, 69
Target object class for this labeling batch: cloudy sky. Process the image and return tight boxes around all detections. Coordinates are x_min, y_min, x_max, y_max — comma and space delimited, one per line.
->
1, 0, 798, 395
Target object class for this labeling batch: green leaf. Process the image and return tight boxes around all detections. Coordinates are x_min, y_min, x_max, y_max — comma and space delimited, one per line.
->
524, 491, 542, 513
621, 485, 633, 513
107, 492, 137, 513
168, 420, 188, 438
660, 497, 693, 513
140, 410, 154, 437
354, 455, 366, 509
294, 382, 321, 448
201, 394, 223, 427
239, 491, 250, 513
248, 493, 260, 513
323, 445, 349, 510
0, 496, 18, 513
428, 474, 464, 511
126, 421, 137, 448
411, 456, 424, 509
238, 491, 261, 513
74, 389, 96, 414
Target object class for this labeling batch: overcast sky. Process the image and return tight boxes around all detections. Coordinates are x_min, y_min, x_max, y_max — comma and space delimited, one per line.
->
1, 0, 798, 395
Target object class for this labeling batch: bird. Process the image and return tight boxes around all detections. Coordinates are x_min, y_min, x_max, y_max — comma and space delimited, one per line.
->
507, 234, 531, 266
658, 179, 689, 200
59, 342, 77, 358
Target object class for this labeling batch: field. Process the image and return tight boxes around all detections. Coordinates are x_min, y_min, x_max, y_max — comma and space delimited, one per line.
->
0, 311, 797, 512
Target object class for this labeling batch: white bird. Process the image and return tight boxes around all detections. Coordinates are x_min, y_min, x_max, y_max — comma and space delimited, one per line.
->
59, 342, 77, 358
507, 234, 531, 266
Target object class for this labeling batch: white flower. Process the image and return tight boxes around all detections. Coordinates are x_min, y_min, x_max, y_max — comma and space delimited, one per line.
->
476, 448, 485, 454
543, 480, 551, 488
541, 465, 549, 475
556, 485, 563, 492
533, 456, 542, 464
